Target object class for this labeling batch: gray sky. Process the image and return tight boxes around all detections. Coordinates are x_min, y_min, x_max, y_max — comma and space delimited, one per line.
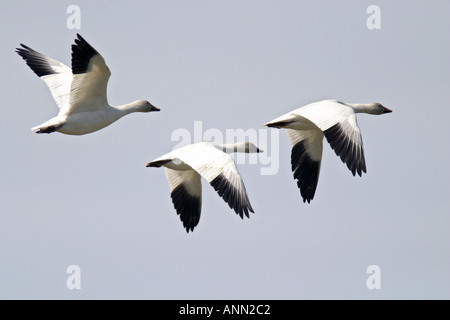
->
1, 0, 449, 299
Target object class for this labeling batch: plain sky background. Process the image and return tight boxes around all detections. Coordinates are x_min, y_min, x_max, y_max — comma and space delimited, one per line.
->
1, 0, 449, 299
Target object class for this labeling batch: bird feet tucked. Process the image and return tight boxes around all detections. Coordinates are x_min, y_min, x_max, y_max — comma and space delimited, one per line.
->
36, 126, 57, 134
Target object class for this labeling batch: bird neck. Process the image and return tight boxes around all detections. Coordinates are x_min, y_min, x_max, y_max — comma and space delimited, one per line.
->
221, 142, 247, 154
348, 103, 370, 113
114, 102, 142, 116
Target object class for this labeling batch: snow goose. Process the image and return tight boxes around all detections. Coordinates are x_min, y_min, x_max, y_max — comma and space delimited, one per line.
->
145, 141, 262, 232
263, 99, 392, 203
16, 34, 159, 135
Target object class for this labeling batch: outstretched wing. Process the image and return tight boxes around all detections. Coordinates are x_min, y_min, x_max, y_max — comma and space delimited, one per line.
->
286, 127, 324, 203
165, 168, 202, 233
16, 44, 72, 110
178, 144, 254, 219
67, 34, 111, 115
296, 100, 366, 176
322, 119, 366, 176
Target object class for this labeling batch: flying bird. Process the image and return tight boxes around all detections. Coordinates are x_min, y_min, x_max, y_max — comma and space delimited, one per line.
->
145, 142, 262, 232
264, 99, 392, 203
16, 33, 159, 135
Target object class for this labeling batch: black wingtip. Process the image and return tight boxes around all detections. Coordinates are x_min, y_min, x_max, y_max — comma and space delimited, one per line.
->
16, 43, 57, 78
291, 141, 321, 204
210, 173, 254, 219
170, 184, 201, 233
323, 123, 367, 178
16, 43, 29, 52
71, 34, 100, 74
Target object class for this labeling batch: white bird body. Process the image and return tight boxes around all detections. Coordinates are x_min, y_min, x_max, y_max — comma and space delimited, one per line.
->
146, 141, 262, 233
31, 100, 153, 135
16, 34, 159, 135
264, 99, 392, 203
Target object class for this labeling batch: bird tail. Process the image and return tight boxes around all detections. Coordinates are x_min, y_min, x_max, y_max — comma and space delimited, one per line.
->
145, 159, 172, 168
